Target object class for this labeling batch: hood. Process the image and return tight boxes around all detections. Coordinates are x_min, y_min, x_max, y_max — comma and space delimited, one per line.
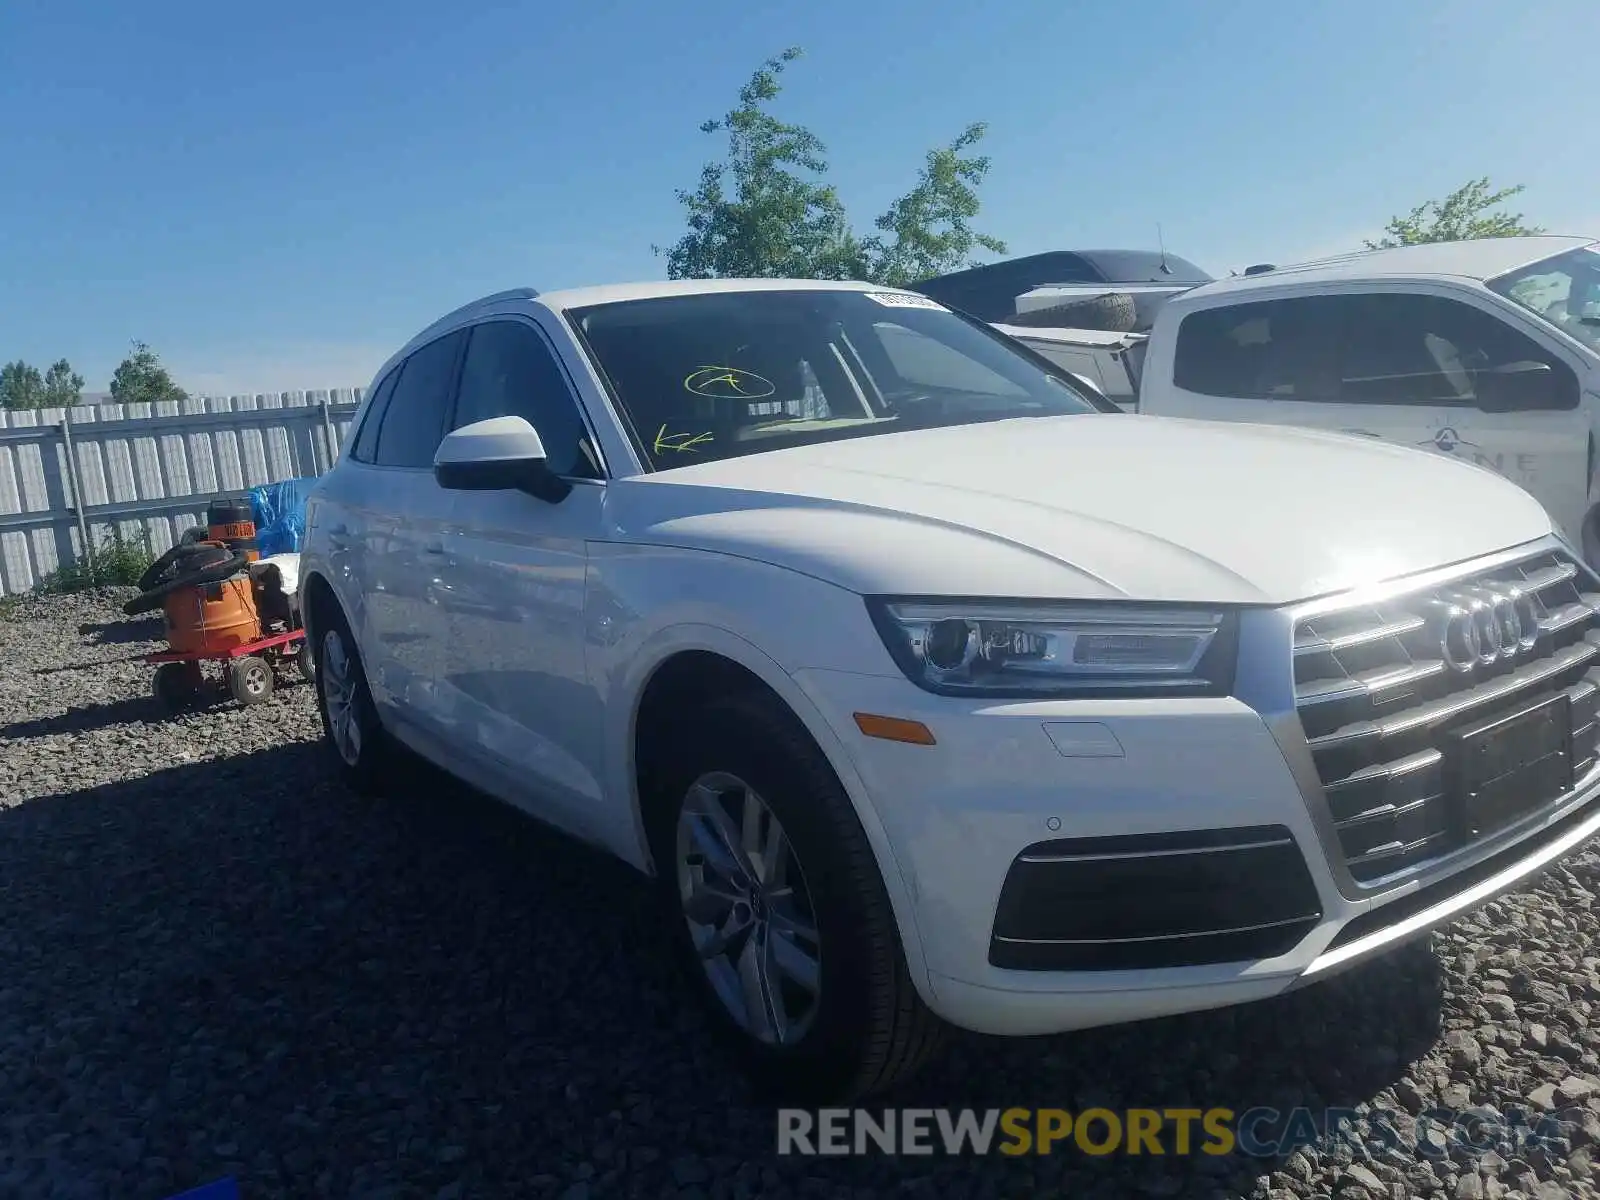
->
607, 414, 1556, 605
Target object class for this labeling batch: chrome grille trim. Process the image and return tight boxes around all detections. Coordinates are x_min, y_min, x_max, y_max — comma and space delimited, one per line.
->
1334, 792, 1433, 832
1305, 638, 1600, 754
1295, 658, 1448, 708
1289, 546, 1600, 886
1294, 614, 1426, 658
1346, 830, 1450, 872
1520, 561, 1579, 591
1322, 748, 1441, 795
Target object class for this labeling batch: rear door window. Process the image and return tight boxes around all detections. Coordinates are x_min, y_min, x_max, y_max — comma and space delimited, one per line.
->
1172, 296, 1341, 400
348, 368, 399, 464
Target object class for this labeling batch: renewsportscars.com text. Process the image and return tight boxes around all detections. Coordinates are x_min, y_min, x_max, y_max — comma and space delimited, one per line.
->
777, 1106, 1573, 1158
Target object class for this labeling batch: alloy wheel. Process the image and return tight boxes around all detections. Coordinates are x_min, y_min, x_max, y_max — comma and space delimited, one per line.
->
320, 629, 363, 767
675, 772, 823, 1046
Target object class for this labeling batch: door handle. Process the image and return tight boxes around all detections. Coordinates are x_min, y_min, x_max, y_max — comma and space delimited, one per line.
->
423, 543, 446, 555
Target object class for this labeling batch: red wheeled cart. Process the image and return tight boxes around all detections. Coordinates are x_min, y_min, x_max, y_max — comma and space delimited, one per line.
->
145, 627, 313, 710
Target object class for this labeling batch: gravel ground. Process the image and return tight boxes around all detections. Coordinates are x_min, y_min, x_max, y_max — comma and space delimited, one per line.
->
7, 591, 1600, 1199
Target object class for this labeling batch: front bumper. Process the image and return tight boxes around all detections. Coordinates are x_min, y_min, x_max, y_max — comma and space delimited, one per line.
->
791, 551, 1600, 1037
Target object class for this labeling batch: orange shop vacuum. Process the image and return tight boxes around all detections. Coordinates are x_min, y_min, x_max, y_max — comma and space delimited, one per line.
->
122, 498, 311, 710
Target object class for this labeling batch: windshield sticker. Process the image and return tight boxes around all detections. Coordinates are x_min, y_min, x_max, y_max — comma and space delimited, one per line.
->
683, 365, 775, 399
653, 425, 715, 455
863, 292, 947, 311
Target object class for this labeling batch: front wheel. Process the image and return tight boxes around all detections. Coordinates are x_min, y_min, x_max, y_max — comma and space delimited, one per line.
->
313, 607, 392, 795
649, 693, 944, 1102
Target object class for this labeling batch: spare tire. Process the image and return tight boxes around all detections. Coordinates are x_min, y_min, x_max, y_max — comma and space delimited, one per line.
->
1005, 291, 1138, 333
123, 548, 251, 616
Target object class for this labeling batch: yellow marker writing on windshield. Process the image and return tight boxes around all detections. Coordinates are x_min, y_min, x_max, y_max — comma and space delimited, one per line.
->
683, 366, 775, 399
654, 425, 715, 454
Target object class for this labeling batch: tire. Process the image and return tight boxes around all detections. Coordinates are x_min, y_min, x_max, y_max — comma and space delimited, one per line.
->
1006, 290, 1138, 333
295, 640, 315, 683
152, 661, 201, 711
646, 692, 945, 1102
227, 656, 274, 706
312, 602, 392, 796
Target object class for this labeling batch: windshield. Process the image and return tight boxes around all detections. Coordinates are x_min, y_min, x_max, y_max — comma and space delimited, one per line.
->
1487, 245, 1600, 355
567, 289, 1103, 469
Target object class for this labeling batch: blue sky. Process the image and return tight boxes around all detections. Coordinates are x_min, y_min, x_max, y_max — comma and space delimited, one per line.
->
1, 0, 1595, 396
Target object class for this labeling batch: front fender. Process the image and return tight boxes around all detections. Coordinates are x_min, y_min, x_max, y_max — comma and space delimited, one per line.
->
586, 543, 933, 1000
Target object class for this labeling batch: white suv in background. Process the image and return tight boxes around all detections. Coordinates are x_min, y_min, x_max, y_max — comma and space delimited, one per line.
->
298, 278, 1600, 1101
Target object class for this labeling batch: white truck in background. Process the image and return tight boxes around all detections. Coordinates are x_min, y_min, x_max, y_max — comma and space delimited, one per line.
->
1134, 237, 1600, 561
942, 238, 1600, 563
995, 324, 1147, 411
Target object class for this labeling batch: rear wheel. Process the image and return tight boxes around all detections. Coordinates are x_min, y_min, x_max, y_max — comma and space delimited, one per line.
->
648, 692, 944, 1102
313, 606, 392, 795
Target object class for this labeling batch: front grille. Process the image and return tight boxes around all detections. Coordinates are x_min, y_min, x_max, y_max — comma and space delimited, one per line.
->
1293, 550, 1600, 884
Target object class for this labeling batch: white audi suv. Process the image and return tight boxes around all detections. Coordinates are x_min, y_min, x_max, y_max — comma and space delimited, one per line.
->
297, 278, 1600, 1100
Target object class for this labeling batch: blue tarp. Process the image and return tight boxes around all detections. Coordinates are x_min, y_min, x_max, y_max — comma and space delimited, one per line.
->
249, 477, 317, 558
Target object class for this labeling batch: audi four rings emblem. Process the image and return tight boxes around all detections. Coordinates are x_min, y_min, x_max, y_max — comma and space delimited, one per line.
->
1427, 583, 1543, 673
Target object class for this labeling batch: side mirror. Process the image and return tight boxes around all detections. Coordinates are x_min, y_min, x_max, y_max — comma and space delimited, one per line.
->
434, 416, 572, 504
1474, 360, 1564, 413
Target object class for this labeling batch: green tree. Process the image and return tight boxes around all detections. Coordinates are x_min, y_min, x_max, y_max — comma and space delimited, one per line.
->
866, 123, 1009, 287
657, 48, 1006, 285
1366, 177, 1544, 250
43, 359, 85, 407
2, 358, 88, 408
109, 340, 187, 405
0, 360, 45, 409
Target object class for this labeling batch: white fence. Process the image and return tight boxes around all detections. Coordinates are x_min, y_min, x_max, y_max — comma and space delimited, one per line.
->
0, 388, 364, 595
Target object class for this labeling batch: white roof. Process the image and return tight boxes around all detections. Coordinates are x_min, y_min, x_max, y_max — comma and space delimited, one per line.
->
1187, 235, 1596, 301
376, 277, 910, 384
537, 277, 894, 310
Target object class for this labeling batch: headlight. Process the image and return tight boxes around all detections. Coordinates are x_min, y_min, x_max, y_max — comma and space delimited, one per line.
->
866, 599, 1237, 697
